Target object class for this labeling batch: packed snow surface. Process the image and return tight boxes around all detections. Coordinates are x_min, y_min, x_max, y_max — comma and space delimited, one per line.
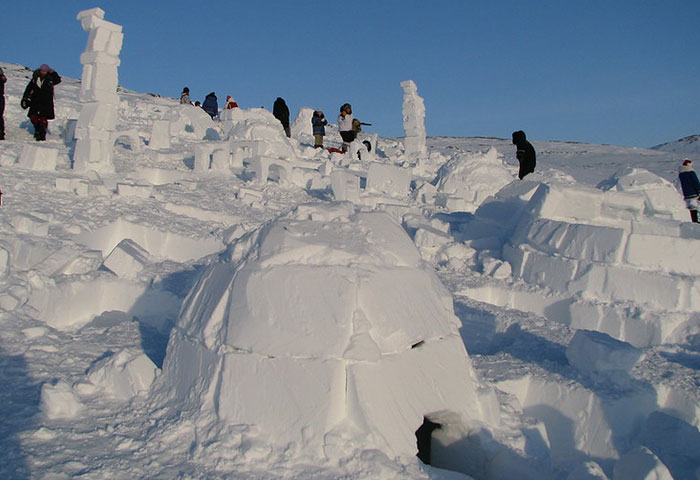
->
0, 55, 699, 480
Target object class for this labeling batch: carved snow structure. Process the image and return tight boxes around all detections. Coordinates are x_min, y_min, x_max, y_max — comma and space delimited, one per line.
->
73, 8, 123, 173
153, 205, 499, 461
401, 80, 427, 159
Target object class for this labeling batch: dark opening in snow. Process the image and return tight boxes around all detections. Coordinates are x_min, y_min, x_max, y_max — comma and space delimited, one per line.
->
415, 416, 442, 465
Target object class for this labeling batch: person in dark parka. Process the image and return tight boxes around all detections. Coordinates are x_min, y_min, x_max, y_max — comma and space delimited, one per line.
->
202, 92, 218, 119
21, 64, 61, 141
273, 97, 291, 137
512, 130, 536, 180
678, 159, 700, 223
0, 67, 6, 140
311, 110, 327, 148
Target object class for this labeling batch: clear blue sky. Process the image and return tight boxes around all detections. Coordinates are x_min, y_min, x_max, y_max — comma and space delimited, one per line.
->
2, 0, 698, 147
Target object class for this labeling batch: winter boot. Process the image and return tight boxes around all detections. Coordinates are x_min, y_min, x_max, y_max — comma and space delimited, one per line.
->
691, 209, 699, 223
35, 124, 46, 141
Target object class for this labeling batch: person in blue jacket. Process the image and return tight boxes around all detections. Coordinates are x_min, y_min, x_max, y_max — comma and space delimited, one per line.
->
202, 92, 218, 120
679, 159, 700, 223
311, 110, 327, 148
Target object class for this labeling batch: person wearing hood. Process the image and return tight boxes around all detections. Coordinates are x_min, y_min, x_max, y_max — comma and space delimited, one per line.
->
273, 97, 291, 137
21, 64, 61, 141
0, 67, 6, 140
202, 92, 218, 119
180, 87, 192, 105
512, 130, 536, 179
678, 159, 700, 223
311, 110, 327, 148
225, 96, 239, 109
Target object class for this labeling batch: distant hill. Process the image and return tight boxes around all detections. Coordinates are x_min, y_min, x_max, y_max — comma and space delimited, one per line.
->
651, 134, 700, 154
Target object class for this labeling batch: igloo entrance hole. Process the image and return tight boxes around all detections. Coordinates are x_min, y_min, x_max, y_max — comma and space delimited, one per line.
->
415, 416, 442, 465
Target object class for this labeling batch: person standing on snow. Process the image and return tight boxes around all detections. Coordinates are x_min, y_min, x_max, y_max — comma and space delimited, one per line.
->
21, 64, 61, 141
512, 130, 536, 179
180, 87, 192, 105
311, 110, 327, 148
678, 159, 700, 223
0, 67, 6, 140
273, 97, 291, 137
338, 103, 354, 153
202, 92, 218, 120
225, 95, 239, 109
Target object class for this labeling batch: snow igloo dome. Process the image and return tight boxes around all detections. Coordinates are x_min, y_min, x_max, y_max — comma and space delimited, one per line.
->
153, 202, 497, 460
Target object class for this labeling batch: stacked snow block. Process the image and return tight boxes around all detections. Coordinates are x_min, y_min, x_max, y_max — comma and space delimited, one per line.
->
330, 170, 360, 202
193, 142, 231, 172
505, 181, 700, 322
18, 144, 58, 171
566, 329, 642, 383
400, 80, 427, 157
148, 120, 171, 151
73, 8, 123, 173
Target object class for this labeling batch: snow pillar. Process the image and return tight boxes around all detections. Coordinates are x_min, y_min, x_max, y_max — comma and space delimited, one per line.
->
400, 80, 427, 159
73, 8, 123, 173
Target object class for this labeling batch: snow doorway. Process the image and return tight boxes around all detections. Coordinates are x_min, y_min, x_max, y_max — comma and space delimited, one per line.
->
416, 416, 442, 465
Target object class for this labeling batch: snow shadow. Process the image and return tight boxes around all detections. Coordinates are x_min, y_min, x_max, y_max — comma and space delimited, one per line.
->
130, 264, 206, 368
0, 346, 41, 479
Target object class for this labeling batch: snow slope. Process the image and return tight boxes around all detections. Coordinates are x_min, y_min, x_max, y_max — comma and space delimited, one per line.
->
652, 134, 700, 156
1, 60, 699, 480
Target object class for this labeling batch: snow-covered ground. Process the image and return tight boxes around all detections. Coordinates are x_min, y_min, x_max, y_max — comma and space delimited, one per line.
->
1, 60, 699, 480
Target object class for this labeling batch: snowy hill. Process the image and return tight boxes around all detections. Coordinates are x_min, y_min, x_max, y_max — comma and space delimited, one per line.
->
1, 58, 699, 480
652, 134, 700, 156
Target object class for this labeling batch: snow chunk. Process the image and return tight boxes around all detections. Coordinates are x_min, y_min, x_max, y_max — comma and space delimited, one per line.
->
612, 446, 672, 480
566, 330, 642, 381
290, 106, 313, 137
435, 148, 513, 212
566, 461, 609, 480
40, 381, 84, 420
366, 163, 411, 197
102, 238, 150, 278
18, 144, 58, 171
10, 213, 50, 236
86, 348, 158, 399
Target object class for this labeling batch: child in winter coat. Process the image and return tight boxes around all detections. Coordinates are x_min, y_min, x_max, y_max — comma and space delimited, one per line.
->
678, 159, 700, 223
311, 110, 327, 148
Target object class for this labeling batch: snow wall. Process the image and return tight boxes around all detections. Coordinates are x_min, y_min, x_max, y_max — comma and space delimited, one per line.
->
153, 203, 499, 461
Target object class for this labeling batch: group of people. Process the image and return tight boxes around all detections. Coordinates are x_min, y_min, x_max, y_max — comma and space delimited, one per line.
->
0, 64, 62, 142
180, 88, 238, 120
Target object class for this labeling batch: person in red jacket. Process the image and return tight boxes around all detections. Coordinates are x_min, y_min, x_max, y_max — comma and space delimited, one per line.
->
225, 95, 239, 109
21, 64, 61, 141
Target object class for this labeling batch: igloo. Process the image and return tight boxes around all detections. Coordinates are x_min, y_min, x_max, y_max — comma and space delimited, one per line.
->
153, 203, 498, 460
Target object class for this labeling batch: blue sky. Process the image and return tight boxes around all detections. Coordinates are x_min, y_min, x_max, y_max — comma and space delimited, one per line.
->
1, 0, 698, 147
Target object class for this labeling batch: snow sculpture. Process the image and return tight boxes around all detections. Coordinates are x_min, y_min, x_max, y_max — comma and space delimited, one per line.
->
290, 106, 314, 138
153, 205, 498, 461
401, 80, 427, 158
73, 8, 123, 173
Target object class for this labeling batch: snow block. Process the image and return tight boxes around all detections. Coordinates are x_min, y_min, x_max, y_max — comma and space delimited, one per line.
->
366, 163, 411, 197
102, 238, 150, 278
148, 120, 171, 150
624, 233, 700, 275
528, 183, 603, 223
18, 144, 58, 171
40, 381, 84, 420
290, 106, 313, 137
566, 329, 642, 381
86, 348, 158, 399
330, 170, 360, 203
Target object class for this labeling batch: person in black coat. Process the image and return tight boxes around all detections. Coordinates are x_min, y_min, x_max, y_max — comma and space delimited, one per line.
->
202, 92, 218, 120
21, 64, 61, 141
0, 67, 6, 140
512, 130, 536, 180
678, 159, 700, 223
273, 97, 291, 137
